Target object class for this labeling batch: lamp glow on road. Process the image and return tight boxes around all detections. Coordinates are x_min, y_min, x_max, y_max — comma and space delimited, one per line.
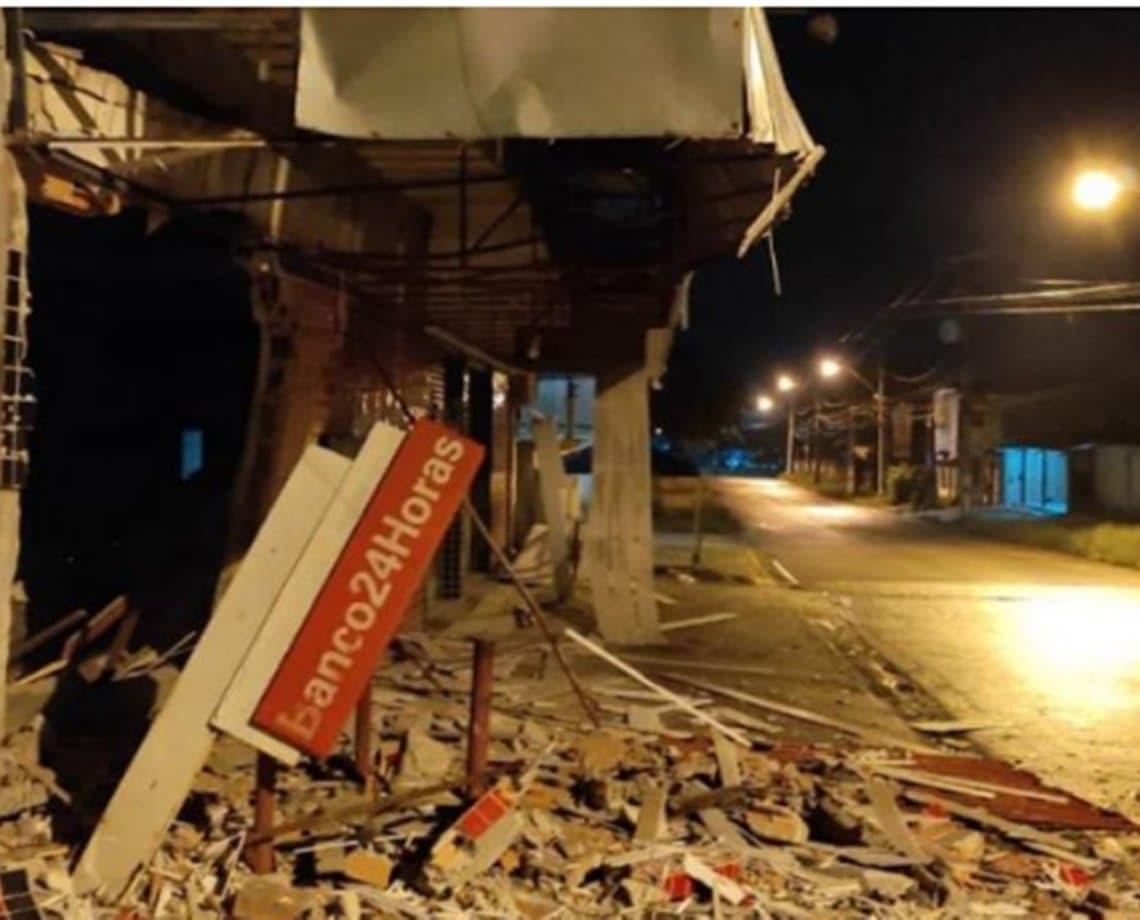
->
1010, 587, 1140, 716
1072, 169, 1123, 211
818, 357, 842, 379
756, 394, 774, 412
776, 374, 797, 393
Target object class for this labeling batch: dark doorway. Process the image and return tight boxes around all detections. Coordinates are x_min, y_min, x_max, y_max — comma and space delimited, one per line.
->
22, 206, 258, 654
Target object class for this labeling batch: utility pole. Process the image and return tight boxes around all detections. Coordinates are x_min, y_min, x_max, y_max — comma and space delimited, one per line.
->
811, 397, 821, 484
876, 361, 887, 496
785, 395, 796, 475
846, 403, 856, 495
958, 322, 972, 514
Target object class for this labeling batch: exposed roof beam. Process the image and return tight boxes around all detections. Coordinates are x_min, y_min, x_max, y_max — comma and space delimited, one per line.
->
23, 10, 284, 32
424, 325, 531, 376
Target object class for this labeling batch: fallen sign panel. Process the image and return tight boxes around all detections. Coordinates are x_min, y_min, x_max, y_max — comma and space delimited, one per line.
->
214, 419, 483, 761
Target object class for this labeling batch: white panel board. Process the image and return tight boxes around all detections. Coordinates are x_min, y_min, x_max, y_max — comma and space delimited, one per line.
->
73, 445, 351, 897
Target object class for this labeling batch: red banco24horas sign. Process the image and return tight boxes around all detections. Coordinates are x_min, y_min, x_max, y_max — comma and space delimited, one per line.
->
252, 420, 483, 758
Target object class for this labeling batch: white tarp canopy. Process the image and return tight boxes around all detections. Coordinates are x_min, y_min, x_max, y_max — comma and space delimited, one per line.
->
296, 8, 814, 153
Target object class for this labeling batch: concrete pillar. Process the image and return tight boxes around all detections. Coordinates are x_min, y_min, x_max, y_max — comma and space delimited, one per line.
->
582, 366, 659, 644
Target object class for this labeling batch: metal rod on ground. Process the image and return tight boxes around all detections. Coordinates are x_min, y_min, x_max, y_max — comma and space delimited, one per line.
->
247, 753, 277, 873
691, 474, 705, 566
8, 607, 88, 664
354, 674, 374, 791
466, 639, 495, 798
245, 778, 462, 847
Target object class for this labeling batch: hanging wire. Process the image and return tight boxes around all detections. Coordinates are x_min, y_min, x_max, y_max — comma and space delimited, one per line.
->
888, 362, 946, 384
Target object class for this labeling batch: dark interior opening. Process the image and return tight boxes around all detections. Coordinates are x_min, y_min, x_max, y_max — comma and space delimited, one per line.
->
23, 206, 258, 648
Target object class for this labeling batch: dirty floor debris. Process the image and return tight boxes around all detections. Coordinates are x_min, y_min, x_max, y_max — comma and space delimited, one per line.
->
3, 615, 1140, 918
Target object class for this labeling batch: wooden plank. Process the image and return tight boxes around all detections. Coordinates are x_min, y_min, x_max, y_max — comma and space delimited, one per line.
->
211, 423, 405, 764
871, 764, 1069, 805
531, 414, 572, 600
712, 732, 742, 787
865, 779, 932, 865
660, 612, 738, 633
621, 653, 781, 678
563, 630, 750, 747
665, 673, 936, 754
634, 783, 667, 842
0, 491, 21, 735
699, 808, 751, 852
72, 446, 351, 897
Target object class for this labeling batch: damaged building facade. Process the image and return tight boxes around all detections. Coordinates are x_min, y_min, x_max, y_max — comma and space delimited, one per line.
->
0, 5, 819, 689
1, 11, 1139, 920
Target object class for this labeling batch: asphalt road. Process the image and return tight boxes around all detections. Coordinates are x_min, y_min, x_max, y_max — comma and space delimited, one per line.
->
713, 476, 1140, 590
713, 476, 1140, 820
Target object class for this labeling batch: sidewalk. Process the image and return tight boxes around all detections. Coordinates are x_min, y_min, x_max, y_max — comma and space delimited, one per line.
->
10, 523, 1140, 916
438, 530, 924, 749
958, 508, 1140, 571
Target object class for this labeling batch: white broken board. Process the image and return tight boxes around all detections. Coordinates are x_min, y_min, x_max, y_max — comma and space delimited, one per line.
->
660, 612, 738, 633
73, 445, 351, 897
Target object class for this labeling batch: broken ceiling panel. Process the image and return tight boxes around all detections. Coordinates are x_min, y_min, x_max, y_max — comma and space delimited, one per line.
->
296, 8, 748, 139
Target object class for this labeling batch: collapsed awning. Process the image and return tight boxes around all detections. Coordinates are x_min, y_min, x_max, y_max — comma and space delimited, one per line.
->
296, 7, 814, 154
15, 7, 823, 373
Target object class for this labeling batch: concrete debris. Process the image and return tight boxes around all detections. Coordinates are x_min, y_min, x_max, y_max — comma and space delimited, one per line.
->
1, 632, 1139, 918
342, 849, 392, 888
231, 875, 317, 919
745, 806, 810, 844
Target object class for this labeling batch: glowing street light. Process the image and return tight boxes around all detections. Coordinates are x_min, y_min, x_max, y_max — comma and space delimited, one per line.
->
756, 394, 774, 413
818, 356, 842, 379
776, 374, 797, 393
1072, 169, 1124, 212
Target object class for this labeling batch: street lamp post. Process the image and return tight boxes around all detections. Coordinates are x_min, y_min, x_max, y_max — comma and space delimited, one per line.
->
776, 374, 797, 475
876, 363, 887, 497
785, 397, 797, 475
817, 356, 888, 496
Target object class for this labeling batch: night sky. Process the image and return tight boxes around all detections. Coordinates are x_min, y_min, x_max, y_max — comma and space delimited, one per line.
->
656, 9, 1140, 436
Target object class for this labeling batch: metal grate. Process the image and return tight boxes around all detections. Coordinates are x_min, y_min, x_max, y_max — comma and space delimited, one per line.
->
436, 357, 466, 599
0, 243, 33, 489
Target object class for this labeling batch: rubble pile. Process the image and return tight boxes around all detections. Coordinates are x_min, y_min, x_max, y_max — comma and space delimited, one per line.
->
3, 634, 1140, 918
